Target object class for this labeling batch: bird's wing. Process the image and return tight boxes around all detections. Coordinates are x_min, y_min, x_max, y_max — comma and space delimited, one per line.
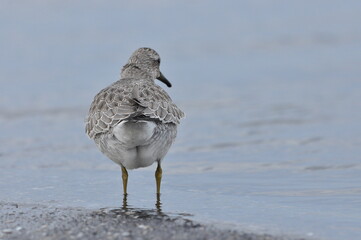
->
85, 80, 184, 139
133, 82, 185, 123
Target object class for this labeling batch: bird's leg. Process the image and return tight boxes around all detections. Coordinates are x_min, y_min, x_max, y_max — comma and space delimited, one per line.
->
155, 161, 162, 194
121, 166, 128, 195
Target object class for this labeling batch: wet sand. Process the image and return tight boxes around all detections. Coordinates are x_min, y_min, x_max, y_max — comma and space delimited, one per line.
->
1, 202, 307, 240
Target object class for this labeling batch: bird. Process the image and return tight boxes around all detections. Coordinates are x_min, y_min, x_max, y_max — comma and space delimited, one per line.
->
85, 47, 184, 195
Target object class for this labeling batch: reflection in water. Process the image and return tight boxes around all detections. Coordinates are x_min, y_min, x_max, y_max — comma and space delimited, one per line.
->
103, 193, 167, 219
122, 194, 128, 210
91, 193, 200, 232
122, 194, 162, 213
155, 193, 162, 214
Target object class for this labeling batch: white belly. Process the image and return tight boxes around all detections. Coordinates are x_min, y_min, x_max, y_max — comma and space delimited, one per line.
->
94, 121, 177, 170
112, 120, 157, 169
113, 120, 156, 148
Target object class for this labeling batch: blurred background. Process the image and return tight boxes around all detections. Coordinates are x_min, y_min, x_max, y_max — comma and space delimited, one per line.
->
1, 1, 361, 239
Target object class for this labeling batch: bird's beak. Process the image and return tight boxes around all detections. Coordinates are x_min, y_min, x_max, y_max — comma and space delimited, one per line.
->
157, 72, 172, 88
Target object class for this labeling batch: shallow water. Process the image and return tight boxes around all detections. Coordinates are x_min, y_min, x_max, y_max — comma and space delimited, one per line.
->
1, 1, 361, 239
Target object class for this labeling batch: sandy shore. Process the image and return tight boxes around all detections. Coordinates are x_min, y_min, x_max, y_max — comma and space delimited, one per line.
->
0, 202, 309, 240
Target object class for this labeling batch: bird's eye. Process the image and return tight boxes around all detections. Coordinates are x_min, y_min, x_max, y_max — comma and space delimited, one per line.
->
156, 59, 160, 64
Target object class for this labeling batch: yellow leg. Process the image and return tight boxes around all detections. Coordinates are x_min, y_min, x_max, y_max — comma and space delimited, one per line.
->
121, 166, 128, 195
155, 162, 162, 194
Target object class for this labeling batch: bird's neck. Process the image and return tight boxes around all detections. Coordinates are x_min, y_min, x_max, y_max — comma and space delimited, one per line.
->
121, 64, 153, 80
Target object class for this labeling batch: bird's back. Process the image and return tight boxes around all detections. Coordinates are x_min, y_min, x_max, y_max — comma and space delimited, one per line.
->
85, 78, 184, 139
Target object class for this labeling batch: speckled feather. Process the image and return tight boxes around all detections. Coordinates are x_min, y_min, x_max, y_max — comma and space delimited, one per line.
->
85, 79, 184, 139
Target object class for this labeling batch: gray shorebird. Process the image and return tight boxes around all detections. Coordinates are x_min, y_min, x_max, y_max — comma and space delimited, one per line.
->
85, 48, 184, 195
